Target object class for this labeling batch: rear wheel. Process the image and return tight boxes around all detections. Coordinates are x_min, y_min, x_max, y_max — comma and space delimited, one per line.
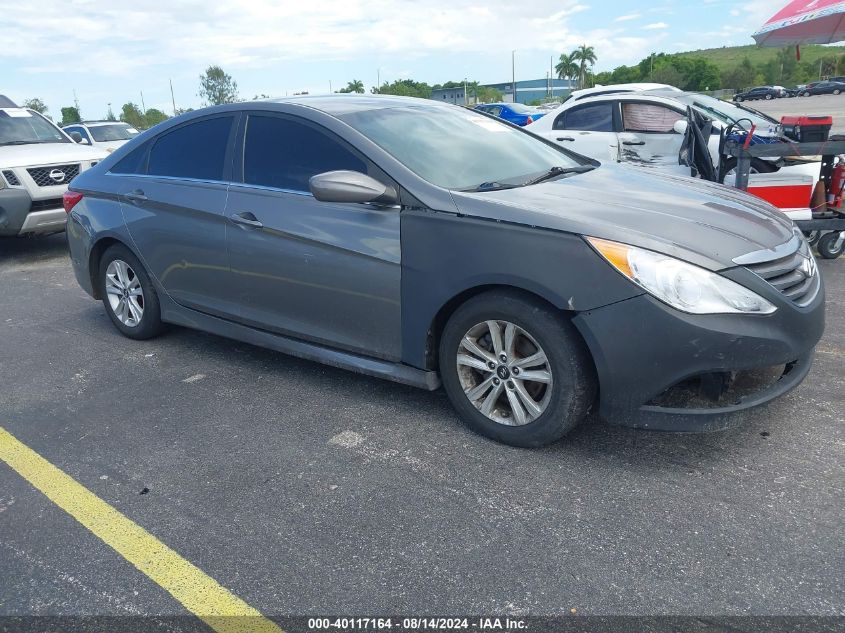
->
817, 231, 845, 259
835, 89, 842, 96
734, 96, 744, 103
98, 244, 164, 339
765, 94, 773, 100
438, 290, 595, 447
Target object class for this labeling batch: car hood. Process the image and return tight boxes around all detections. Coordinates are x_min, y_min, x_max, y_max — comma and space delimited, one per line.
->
449, 163, 795, 271
0, 142, 108, 169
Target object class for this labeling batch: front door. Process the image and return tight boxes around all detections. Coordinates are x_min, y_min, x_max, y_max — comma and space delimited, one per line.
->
616, 100, 688, 174
224, 112, 402, 361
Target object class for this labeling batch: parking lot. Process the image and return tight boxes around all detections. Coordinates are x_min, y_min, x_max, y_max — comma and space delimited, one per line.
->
0, 231, 843, 626
754, 93, 845, 134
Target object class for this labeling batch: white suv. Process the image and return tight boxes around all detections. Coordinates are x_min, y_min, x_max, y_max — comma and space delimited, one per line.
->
0, 95, 108, 237
61, 120, 140, 152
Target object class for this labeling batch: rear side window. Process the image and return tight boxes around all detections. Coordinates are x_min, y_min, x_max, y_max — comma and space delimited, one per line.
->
147, 116, 234, 181
554, 103, 614, 132
111, 141, 150, 175
243, 115, 366, 192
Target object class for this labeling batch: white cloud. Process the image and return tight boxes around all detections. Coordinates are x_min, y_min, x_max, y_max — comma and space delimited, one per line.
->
643, 22, 669, 30
614, 13, 641, 22
1, 0, 597, 75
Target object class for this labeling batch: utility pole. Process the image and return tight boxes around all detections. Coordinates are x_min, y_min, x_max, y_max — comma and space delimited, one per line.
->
140, 91, 146, 114
550, 55, 554, 97
329, 80, 333, 93
464, 78, 468, 105
650, 53, 655, 80
511, 50, 516, 104
73, 89, 80, 115
377, 68, 381, 93
169, 79, 177, 115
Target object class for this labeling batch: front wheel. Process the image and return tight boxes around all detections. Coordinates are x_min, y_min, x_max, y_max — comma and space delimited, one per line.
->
98, 244, 164, 339
766, 94, 773, 100
835, 90, 842, 96
734, 96, 743, 103
439, 290, 596, 447
817, 231, 845, 259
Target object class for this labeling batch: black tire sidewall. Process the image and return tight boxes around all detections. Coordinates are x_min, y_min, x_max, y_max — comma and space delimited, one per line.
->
98, 244, 164, 340
438, 291, 595, 447
817, 232, 844, 259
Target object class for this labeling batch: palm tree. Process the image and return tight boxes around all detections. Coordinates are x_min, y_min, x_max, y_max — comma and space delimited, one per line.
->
342, 79, 365, 94
571, 45, 598, 89
555, 52, 579, 85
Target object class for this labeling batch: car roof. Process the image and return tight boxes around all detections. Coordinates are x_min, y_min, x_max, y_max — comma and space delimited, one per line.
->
568, 83, 680, 101
260, 94, 453, 116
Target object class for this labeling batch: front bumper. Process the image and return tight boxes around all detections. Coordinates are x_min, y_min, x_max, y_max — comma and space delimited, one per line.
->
0, 188, 66, 236
573, 276, 825, 431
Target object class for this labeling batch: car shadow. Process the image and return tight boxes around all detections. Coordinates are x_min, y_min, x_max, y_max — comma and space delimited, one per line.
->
0, 233, 68, 264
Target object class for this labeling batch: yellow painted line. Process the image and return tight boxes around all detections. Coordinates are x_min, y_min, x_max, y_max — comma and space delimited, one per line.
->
0, 427, 283, 633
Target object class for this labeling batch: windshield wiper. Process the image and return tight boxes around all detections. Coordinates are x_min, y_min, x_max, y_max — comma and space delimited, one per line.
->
523, 165, 594, 186
0, 140, 36, 146
464, 181, 522, 192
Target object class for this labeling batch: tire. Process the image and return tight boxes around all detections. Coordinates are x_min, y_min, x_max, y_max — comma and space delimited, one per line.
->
734, 96, 743, 103
719, 157, 777, 184
817, 231, 845, 259
438, 290, 596, 447
804, 92, 811, 97
803, 230, 822, 247
98, 244, 164, 340
766, 94, 773, 100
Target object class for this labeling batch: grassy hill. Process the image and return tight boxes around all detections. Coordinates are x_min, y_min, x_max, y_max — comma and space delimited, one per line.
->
675, 44, 845, 71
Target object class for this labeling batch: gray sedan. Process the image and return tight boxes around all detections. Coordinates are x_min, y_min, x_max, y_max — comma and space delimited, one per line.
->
64, 95, 824, 447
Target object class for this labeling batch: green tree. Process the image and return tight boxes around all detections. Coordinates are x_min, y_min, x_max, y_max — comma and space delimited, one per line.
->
198, 65, 239, 105
555, 52, 579, 83
144, 108, 168, 128
23, 98, 48, 115
60, 107, 81, 125
610, 65, 641, 84
339, 79, 365, 94
571, 45, 598, 89
651, 65, 685, 88
475, 86, 503, 103
373, 79, 432, 98
105, 104, 116, 121
120, 102, 146, 129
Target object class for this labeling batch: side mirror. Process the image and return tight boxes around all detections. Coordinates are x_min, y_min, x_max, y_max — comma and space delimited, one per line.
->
69, 131, 84, 143
673, 120, 689, 135
309, 170, 398, 206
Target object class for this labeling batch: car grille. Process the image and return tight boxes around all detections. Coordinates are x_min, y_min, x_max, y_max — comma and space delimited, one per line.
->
29, 198, 64, 213
745, 239, 820, 307
2, 170, 20, 186
26, 164, 80, 187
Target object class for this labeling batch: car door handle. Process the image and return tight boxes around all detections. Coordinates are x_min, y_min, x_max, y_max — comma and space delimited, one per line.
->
623, 140, 646, 146
229, 212, 263, 229
123, 189, 148, 203
556, 136, 575, 142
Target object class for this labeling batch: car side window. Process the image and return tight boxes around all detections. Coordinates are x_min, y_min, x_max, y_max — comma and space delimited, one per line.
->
555, 103, 614, 132
147, 116, 234, 181
622, 103, 685, 133
242, 115, 367, 192
111, 141, 151, 175
487, 106, 503, 117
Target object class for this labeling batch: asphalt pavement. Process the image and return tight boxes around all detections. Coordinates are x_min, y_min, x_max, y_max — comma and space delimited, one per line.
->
753, 93, 845, 134
0, 233, 843, 623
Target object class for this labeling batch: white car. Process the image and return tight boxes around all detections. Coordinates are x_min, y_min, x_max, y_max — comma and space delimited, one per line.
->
61, 120, 140, 152
526, 89, 820, 219
1, 96, 108, 236
526, 89, 796, 176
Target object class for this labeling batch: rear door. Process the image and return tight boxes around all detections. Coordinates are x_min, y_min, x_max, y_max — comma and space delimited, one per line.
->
616, 100, 688, 173
543, 101, 619, 162
118, 114, 240, 318
223, 112, 402, 360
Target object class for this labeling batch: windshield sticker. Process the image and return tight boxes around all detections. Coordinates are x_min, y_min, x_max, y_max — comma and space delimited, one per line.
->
467, 116, 506, 132
0, 108, 33, 118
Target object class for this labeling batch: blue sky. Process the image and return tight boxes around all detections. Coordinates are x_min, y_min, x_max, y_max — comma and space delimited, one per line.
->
4, 0, 777, 119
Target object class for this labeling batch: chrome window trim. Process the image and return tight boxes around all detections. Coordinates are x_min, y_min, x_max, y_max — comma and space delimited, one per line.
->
104, 171, 313, 196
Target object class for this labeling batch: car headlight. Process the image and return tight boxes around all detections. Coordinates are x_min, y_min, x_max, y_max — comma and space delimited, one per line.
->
586, 237, 776, 315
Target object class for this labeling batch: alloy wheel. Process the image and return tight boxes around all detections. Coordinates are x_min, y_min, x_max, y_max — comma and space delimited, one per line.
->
105, 259, 144, 327
456, 320, 553, 426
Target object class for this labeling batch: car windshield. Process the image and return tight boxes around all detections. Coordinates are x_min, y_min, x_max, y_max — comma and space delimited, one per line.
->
661, 93, 776, 129
89, 124, 140, 142
0, 109, 70, 145
340, 105, 585, 190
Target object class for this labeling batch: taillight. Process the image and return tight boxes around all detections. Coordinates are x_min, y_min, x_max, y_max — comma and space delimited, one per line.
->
526, 116, 533, 125
63, 190, 83, 214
